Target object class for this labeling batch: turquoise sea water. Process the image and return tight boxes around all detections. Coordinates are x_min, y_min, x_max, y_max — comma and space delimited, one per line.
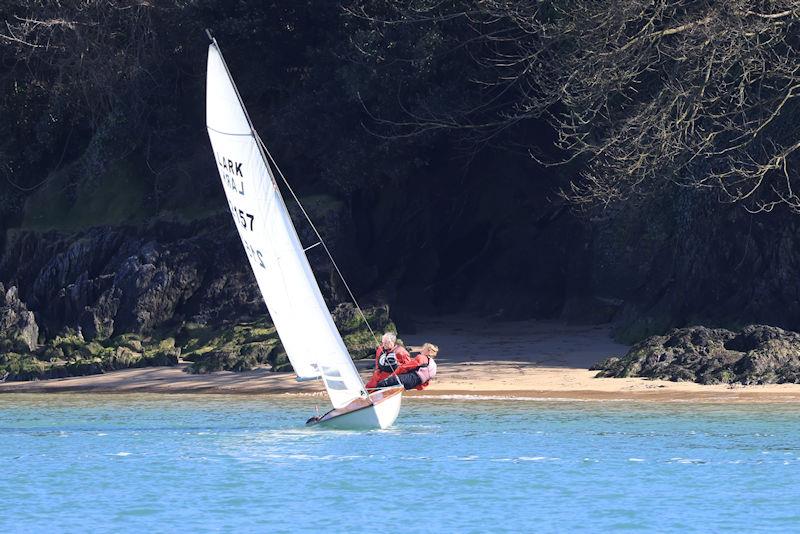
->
1, 394, 799, 533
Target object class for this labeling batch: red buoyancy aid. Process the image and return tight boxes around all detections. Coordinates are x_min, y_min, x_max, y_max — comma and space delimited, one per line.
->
365, 345, 411, 389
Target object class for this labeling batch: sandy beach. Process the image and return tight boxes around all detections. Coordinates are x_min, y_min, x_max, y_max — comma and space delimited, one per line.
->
3, 315, 800, 402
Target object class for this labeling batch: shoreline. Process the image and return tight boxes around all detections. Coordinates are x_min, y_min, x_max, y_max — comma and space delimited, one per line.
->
4, 316, 800, 403
3, 366, 800, 403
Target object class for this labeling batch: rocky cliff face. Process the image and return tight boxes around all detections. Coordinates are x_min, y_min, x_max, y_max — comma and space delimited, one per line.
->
1, 217, 264, 341
0, 283, 39, 352
1, 191, 368, 339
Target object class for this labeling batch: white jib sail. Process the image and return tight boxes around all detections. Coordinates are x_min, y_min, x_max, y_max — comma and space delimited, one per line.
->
205, 42, 366, 409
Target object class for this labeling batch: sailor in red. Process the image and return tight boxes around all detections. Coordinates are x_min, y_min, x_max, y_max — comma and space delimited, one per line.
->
376, 342, 439, 391
365, 332, 411, 390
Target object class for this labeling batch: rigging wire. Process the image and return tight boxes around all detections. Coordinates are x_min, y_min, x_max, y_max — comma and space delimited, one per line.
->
255, 132, 379, 348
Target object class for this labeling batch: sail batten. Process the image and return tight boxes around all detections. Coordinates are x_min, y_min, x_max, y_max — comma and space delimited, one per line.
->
205, 42, 365, 408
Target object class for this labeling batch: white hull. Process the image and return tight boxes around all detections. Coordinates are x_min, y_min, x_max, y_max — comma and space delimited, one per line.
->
310, 387, 403, 430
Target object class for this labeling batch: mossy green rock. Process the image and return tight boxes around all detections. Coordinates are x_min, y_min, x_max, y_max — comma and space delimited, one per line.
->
0, 337, 33, 354
40, 345, 65, 362
185, 347, 239, 374
144, 345, 181, 367
108, 346, 143, 370
270, 350, 291, 372
1, 303, 397, 380
332, 303, 394, 360
342, 329, 379, 361
65, 359, 104, 376
0, 353, 46, 380
114, 334, 144, 352
51, 331, 89, 360
184, 339, 278, 374
331, 303, 391, 335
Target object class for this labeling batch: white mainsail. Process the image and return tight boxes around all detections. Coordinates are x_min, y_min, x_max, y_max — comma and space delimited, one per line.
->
205, 41, 366, 409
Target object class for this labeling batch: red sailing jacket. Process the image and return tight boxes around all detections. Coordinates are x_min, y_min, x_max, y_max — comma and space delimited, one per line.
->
395, 354, 427, 374
365, 344, 411, 389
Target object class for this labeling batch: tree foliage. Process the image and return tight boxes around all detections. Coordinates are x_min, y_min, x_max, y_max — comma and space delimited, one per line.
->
4, 1, 798, 216
0, 1, 196, 194
352, 0, 800, 213
0, 0, 465, 219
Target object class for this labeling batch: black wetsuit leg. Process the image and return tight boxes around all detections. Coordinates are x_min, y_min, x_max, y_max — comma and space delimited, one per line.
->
377, 372, 422, 390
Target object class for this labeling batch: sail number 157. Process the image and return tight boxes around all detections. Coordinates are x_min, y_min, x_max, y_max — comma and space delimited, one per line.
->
228, 201, 254, 231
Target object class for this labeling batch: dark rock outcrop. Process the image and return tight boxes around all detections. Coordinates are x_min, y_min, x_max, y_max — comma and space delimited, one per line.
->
0, 283, 39, 351
1, 216, 264, 340
592, 325, 800, 384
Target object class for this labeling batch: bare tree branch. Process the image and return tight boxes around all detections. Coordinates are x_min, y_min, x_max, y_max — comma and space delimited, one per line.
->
350, 0, 800, 213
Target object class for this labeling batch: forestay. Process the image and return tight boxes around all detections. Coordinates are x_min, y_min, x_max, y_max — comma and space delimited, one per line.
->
205, 42, 366, 408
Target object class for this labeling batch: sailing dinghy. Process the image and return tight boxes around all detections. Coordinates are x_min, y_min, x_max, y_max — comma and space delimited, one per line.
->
205, 35, 402, 429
